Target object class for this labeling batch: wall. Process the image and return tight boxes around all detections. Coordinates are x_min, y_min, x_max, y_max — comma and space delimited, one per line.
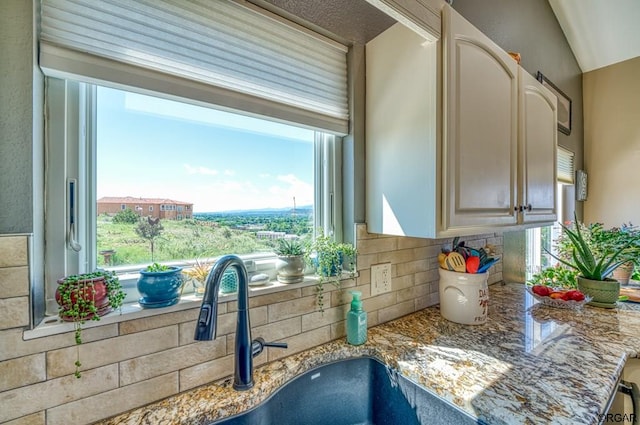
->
0, 0, 37, 234
0, 226, 503, 424
583, 56, 640, 227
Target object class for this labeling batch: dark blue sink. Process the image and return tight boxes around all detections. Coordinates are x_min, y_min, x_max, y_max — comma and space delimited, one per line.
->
210, 357, 481, 425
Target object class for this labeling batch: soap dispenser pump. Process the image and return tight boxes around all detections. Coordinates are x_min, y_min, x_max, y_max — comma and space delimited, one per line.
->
346, 290, 367, 345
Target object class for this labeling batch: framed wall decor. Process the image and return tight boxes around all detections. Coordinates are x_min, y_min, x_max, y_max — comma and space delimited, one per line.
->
536, 71, 572, 135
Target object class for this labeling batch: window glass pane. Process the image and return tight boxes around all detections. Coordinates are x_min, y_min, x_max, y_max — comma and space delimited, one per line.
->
95, 86, 315, 268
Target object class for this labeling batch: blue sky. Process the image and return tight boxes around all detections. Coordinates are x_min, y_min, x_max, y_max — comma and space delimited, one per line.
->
96, 87, 314, 212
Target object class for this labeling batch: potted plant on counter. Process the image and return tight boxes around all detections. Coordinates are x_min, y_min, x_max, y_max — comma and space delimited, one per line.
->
274, 238, 307, 284
56, 270, 125, 378
548, 217, 640, 308
136, 262, 184, 308
308, 230, 357, 312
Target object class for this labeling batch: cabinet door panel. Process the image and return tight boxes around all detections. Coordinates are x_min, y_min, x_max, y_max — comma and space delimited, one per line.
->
520, 70, 557, 223
443, 5, 518, 229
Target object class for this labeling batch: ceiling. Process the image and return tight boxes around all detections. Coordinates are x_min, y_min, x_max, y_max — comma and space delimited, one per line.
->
549, 0, 640, 73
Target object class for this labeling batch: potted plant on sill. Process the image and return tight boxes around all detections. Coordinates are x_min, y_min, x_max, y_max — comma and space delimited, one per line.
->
56, 270, 125, 378
592, 223, 640, 285
555, 221, 640, 285
548, 216, 640, 308
274, 238, 307, 284
308, 230, 357, 312
136, 262, 184, 308
183, 258, 213, 297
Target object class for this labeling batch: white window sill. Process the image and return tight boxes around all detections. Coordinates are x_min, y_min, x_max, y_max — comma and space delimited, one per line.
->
24, 272, 356, 340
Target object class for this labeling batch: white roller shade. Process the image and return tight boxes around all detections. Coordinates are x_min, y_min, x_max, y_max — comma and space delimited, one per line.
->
557, 146, 575, 184
39, 0, 349, 134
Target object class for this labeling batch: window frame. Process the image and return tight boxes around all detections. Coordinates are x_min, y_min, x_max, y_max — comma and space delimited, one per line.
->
44, 77, 342, 314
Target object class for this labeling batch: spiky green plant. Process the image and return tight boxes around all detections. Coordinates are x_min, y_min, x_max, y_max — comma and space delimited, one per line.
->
547, 215, 640, 281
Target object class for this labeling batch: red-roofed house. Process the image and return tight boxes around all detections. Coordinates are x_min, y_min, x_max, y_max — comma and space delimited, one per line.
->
97, 197, 193, 220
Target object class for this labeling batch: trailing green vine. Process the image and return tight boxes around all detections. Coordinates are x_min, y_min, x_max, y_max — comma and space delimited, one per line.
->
56, 270, 125, 378
307, 230, 357, 312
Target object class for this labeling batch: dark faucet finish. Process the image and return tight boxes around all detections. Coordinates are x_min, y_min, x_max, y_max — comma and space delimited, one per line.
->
194, 254, 287, 391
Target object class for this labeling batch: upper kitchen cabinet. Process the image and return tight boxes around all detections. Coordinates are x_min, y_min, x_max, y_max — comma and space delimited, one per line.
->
365, 4, 556, 238
366, 5, 517, 238
441, 4, 518, 231
518, 68, 558, 224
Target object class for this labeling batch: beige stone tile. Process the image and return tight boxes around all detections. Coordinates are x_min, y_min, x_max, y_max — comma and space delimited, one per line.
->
395, 259, 429, 277
0, 364, 118, 423
356, 237, 397, 255
396, 236, 429, 249
361, 292, 396, 312
378, 300, 414, 324
267, 326, 331, 362
391, 274, 414, 292
301, 304, 348, 332
356, 223, 376, 240
489, 273, 503, 284
367, 310, 380, 328
119, 337, 226, 386
356, 268, 370, 286
179, 354, 234, 391
46, 326, 178, 378
178, 306, 267, 346
356, 253, 379, 271
0, 266, 29, 298
0, 324, 118, 362
119, 308, 199, 335
397, 283, 430, 303
0, 297, 30, 329
330, 320, 346, 340
0, 353, 45, 392
378, 248, 412, 264
267, 295, 316, 322
253, 317, 301, 342
250, 288, 301, 308
0, 236, 28, 267
3, 411, 45, 425
415, 293, 439, 310
46, 373, 179, 425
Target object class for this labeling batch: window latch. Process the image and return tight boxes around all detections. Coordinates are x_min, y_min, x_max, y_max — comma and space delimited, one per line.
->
68, 179, 82, 252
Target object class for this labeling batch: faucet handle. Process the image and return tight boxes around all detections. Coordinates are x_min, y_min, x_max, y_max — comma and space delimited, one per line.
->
251, 337, 288, 357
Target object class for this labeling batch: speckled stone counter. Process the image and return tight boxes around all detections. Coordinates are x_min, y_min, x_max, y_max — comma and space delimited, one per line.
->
96, 283, 640, 425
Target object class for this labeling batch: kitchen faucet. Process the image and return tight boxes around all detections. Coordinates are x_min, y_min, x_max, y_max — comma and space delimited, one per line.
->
194, 254, 287, 390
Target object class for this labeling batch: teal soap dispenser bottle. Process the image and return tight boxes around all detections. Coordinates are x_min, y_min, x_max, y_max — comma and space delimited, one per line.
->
346, 290, 367, 345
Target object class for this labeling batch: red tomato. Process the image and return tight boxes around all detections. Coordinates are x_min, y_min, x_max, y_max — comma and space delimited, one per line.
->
532, 285, 551, 297
570, 291, 585, 301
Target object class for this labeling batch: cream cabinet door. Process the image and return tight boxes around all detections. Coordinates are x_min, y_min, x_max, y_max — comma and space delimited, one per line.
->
518, 68, 558, 223
442, 4, 518, 229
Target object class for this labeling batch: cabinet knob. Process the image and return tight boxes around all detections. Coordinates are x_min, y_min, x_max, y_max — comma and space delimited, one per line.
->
526, 204, 532, 212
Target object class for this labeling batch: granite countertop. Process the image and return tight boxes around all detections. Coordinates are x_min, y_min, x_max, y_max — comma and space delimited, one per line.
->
97, 283, 640, 425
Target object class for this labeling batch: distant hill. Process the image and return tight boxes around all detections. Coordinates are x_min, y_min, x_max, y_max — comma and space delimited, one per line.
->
195, 206, 313, 215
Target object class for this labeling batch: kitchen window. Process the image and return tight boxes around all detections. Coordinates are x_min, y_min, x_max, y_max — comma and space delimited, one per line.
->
38, 0, 350, 318
44, 79, 341, 311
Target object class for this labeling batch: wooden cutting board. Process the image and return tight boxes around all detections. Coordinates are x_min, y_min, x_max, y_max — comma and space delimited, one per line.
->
619, 287, 640, 302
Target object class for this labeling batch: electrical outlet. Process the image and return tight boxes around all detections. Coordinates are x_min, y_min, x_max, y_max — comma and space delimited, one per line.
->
371, 263, 392, 296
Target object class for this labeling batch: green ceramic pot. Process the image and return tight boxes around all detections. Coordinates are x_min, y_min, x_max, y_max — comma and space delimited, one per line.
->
577, 276, 620, 308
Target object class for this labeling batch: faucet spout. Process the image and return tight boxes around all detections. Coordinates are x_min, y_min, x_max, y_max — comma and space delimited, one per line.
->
194, 254, 254, 390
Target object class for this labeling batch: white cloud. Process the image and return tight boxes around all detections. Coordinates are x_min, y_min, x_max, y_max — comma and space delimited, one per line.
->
224, 169, 236, 176
184, 164, 218, 176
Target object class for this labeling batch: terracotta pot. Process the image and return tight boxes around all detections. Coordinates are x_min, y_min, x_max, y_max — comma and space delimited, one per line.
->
55, 276, 111, 321
577, 276, 620, 308
612, 262, 634, 285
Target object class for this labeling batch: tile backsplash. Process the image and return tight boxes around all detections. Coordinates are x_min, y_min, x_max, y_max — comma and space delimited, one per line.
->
0, 225, 502, 424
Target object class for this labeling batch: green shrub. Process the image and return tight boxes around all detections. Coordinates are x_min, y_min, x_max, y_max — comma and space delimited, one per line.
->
112, 208, 139, 224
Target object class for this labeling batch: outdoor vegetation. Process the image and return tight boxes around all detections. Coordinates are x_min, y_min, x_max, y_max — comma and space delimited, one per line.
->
97, 208, 313, 267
